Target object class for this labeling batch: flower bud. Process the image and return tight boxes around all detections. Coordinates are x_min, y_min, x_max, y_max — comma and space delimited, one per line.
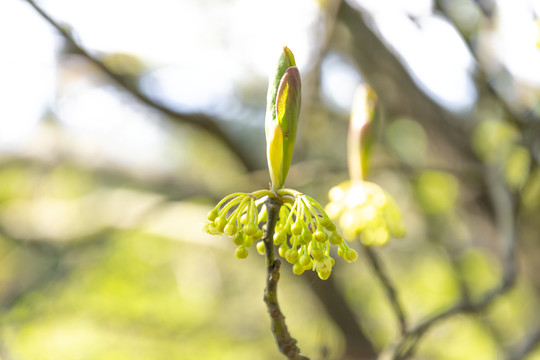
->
313, 230, 327, 242
299, 253, 311, 267
256, 241, 265, 255
329, 231, 343, 245
286, 248, 299, 263
293, 262, 305, 275
207, 208, 219, 221
274, 229, 287, 245
253, 229, 264, 240
301, 228, 312, 244
216, 216, 227, 233
310, 248, 324, 261
345, 248, 358, 262
235, 246, 248, 259
291, 221, 303, 236
278, 243, 289, 258
232, 232, 245, 246
265, 47, 302, 190
244, 223, 258, 237
317, 269, 331, 280
224, 223, 237, 236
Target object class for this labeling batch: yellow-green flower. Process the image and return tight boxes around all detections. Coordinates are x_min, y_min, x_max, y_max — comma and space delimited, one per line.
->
203, 188, 357, 280
326, 85, 405, 246
326, 180, 405, 246
203, 191, 269, 259
273, 188, 357, 280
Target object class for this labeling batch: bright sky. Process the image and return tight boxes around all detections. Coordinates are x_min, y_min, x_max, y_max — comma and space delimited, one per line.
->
1, 0, 540, 167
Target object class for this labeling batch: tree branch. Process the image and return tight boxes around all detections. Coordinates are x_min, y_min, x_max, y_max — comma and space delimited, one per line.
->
337, 2, 471, 135
387, 167, 517, 360
23, 0, 257, 171
263, 197, 309, 360
362, 245, 407, 335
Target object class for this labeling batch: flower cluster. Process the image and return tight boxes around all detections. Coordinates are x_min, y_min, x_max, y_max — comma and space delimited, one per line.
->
273, 189, 357, 280
203, 191, 269, 260
203, 189, 358, 280
325, 181, 405, 246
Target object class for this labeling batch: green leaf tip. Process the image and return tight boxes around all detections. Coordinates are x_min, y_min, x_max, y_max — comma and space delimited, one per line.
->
265, 47, 302, 190
283, 46, 296, 66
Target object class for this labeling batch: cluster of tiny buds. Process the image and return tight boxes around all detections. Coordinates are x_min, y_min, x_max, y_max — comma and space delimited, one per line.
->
203, 189, 358, 280
325, 181, 405, 246
203, 192, 267, 260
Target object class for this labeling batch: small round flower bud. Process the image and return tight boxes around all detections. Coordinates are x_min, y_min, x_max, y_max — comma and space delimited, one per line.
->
207, 208, 219, 221
278, 244, 289, 258
345, 249, 358, 262
311, 248, 324, 261
313, 230, 327, 242
232, 232, 245, 246
235, 246, 248, 259
299, 253, 311, 267
291, 222, 303, 236
216, 216, 227, 233
301, 228, 312, 243
244, 223, 258, 237
244, 236, 254, 248
329, 231, 342, 245
324, 221, 336, 232
274, 230, 287, 245
303, 258, 314, 270
256, 241, 265, 255
224, 223, 238, 236
253, 229, 264, 240
293, 262, 305, 275
319, 217, 332, 228
317, 269, 331, 280
285, 249, 299, 263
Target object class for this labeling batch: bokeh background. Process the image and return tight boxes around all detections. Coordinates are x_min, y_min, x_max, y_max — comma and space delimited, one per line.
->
1, 0, 540, 359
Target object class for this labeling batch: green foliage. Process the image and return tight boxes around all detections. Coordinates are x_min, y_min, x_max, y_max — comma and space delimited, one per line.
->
414, 171, 459, 214
473, 119, 532, 190
0, 227, 340, 360
385, 117, 428, 165
472, 120, 519, 164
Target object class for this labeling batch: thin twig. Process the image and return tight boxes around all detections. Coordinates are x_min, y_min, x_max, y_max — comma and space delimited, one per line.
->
263, 197, 309, 360
362, 245, 407, 334
388, 167, 517, 360
23, 0, 256, 171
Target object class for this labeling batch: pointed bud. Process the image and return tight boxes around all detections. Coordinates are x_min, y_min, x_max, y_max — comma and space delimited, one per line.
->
265, 47, 302, 190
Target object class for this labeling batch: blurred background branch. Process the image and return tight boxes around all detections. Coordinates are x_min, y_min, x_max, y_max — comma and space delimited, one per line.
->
389, 165, 518, 359
24, 0, 258, 172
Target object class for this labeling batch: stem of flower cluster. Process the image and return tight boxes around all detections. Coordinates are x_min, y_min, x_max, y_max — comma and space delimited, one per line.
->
263, 196, 309, 360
